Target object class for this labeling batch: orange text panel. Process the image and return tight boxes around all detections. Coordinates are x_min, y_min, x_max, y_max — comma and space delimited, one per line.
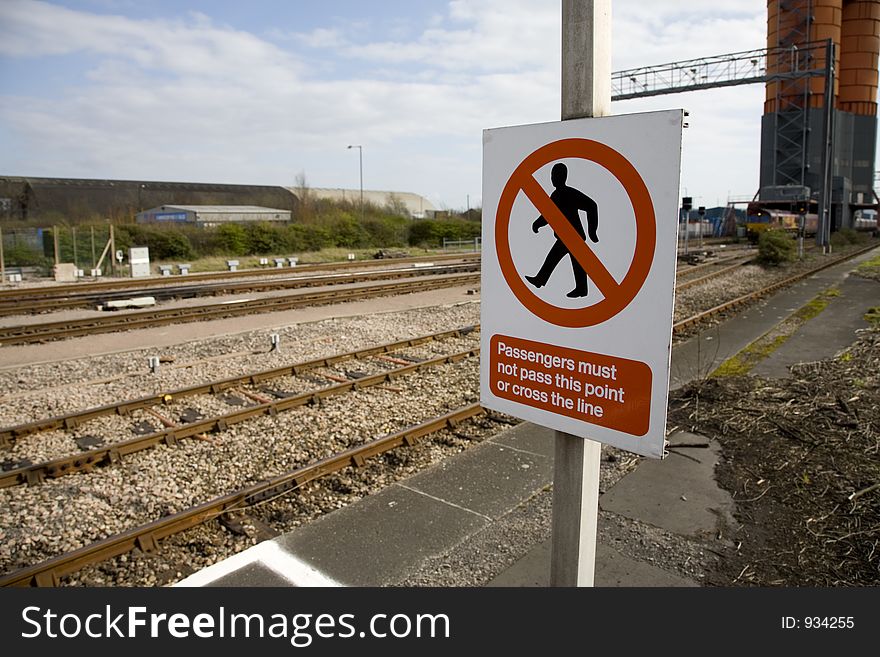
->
490, 334, 652, 436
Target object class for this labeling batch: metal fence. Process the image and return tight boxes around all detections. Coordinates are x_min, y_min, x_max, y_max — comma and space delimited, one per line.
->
1, 225, 115, 278
442, 237, 482, 252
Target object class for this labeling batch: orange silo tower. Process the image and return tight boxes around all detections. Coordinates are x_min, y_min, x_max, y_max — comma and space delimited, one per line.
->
759, 0, 879, 230
839, 0, 879, 209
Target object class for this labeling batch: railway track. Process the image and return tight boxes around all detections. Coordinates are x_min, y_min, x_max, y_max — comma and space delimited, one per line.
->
673, 241, 879, 334
0, 332, 480, 487
2, 241, 877, 586
1, 251, 732, 318
1, 249, 733, 313
0, 403, 486, 587
0, 271, 480, 345
0, 261, 480, 316
0, 326, 478, 447
1, 326, 484, 586
0, 252, 480, 302
675, 255, 755, 290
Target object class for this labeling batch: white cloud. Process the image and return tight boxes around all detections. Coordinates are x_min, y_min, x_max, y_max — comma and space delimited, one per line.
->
0, 0, 796, 208
0, 0, 303, 84
293, 27, 348, 49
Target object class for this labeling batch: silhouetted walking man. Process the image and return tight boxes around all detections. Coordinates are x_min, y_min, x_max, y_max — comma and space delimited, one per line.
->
525, 162, 599, 298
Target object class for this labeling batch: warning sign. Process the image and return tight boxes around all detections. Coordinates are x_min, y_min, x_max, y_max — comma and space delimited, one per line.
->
480, 110, 684, 458
496, 138, 655, 328
490, 335, 651, 436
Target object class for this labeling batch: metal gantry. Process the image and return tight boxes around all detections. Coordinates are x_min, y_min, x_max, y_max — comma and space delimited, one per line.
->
611, 42, 829, 101
611, 40, 835, 247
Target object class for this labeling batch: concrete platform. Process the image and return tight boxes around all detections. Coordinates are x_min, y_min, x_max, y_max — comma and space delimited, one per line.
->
176, 246, 880, 588
599, 431, 734, 540
487, 539, 698, 587
752, 273, 880, 378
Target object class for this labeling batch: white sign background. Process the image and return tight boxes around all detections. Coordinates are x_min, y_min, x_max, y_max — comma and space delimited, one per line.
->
480, 109, 683, 458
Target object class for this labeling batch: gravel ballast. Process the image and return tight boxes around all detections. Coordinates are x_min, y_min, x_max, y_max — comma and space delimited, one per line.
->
2, 240, 877, 586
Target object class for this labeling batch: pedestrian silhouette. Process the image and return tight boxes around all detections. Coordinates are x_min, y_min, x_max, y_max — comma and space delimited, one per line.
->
525, 162, 599, 298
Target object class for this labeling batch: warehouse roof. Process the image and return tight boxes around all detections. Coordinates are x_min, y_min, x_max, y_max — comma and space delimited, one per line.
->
154, 205, 290, 213
288, 188, 436, 217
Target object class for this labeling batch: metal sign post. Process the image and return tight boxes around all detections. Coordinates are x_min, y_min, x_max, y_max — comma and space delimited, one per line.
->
554, 0, 611, 587
481, 0, 682, 588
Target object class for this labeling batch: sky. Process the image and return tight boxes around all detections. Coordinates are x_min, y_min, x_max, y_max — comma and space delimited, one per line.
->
0, 0, 866, 212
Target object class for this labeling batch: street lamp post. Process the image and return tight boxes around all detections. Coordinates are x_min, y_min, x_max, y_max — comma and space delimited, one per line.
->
347, 145, 364, 222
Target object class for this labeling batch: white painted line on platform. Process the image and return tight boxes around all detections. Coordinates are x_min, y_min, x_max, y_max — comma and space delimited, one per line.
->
258, 542, 343, 586
488, 441, 550, 459
395, 482, 493, 521
173, 540, 342, 587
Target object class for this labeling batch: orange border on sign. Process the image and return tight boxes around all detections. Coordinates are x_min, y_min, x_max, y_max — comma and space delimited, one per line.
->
496, 138, 656, 328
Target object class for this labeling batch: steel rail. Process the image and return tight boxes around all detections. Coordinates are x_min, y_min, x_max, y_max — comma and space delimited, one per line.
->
0, 252, 481, 301
0, 347, 480, 488
0, 403, 486, 587
675, 257, 755, 291
0, 325, 479, 446
673, 242, 880, 334
0, 273, 481, 345
674, 252, 755, 279
0, 262, 480, 316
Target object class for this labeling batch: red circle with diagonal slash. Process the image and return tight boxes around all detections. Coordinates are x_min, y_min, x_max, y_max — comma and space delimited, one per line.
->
496, 138, 656, 328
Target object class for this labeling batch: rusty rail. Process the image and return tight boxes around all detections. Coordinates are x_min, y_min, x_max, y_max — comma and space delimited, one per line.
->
0, 273, 480, 345
0, 262, 480, 316
673, 242, 879, 334
0, 325, 479, 446
676, 257, 754, 290
675, 252, 755, 280
0, 404, 486, 587
0, 347, 480, 488
0, 252, 480, 301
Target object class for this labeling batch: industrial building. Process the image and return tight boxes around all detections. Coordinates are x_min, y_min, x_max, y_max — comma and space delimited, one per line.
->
0, 177, 298, 223
0, 176, 442, 223
294, 188, 437, 219
759, 0, 879, 231
136, 205, 291, 225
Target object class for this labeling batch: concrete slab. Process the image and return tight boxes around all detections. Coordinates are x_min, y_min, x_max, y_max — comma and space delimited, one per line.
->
669, 248, 880, 390
485, 539, 549, 587
403, 442, 551, 520
753, 274, 880, 379
594, 542, 698, 587
489, 421, 555, 458
486, 539, 696, 587
599, 432, 734, 539
274, 483, 488, 586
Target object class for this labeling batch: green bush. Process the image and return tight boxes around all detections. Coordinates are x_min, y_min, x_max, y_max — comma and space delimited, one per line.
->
326, 213, 370, 248
756, 229, 796, 266
116, 225, 194, 260
103, 202, 482, 261
830, 228, 862, 247
216, 223, 248, 256
2, 243, 53, 273
363, 216, 408, 247
289, 224, 332, 252
245, 222, 286, 254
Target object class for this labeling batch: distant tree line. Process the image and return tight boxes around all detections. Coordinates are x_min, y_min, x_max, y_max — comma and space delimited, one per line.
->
111, 198, 481, 260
